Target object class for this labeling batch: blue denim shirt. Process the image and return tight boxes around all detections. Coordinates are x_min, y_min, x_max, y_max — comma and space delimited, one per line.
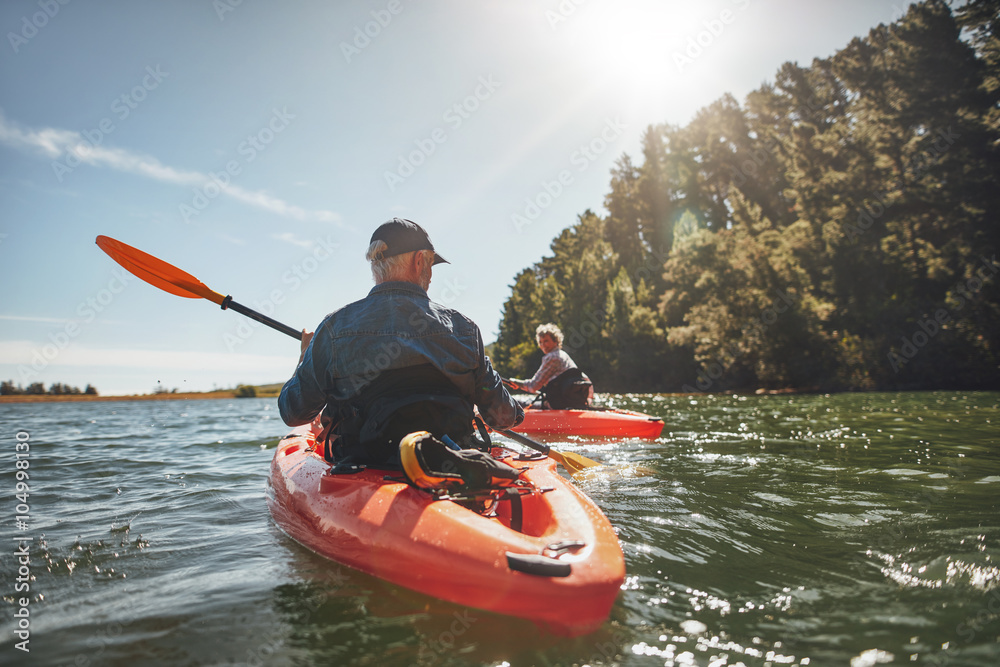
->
278, 281, 522, 431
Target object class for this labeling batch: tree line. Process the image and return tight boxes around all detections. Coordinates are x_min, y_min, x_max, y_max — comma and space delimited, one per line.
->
1, 381, 98, 396
491, 0, 999, 393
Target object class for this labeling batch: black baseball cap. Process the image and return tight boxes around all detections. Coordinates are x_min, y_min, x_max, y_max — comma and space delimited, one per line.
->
370, 218, 448, 265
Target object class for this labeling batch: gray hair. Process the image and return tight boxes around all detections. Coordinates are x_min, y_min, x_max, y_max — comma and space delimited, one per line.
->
366, 240, 412, 283
535, 323, 564, 346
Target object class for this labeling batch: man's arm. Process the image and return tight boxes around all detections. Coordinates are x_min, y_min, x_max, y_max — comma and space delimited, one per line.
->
278, 329, 327, 426
472, 332, 523, 430
515, 352, 564, 394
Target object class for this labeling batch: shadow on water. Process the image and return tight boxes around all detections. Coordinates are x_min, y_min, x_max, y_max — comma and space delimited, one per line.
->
267, 538, 640, 667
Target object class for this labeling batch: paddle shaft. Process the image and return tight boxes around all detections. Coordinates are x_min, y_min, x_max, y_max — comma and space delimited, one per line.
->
221, 296, 302, 341
499, 429, 550, 456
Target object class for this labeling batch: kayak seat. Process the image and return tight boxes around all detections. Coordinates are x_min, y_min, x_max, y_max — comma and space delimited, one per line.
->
324, 364, 482, 467
400, 431, 521, 493
539, 368, 592, 410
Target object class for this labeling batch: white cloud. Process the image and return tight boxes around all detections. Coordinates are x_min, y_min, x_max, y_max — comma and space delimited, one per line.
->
272, 232, 314, 248
0, 315, 70, 324
216, 233, 247, 246
0, 109, 342, 225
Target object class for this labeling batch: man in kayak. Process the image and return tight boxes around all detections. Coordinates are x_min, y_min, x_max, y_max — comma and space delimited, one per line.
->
278, 218, 523, 467
506, 323, 594, 409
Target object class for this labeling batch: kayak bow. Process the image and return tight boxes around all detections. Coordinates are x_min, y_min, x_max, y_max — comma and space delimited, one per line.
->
516, 405, 664, 439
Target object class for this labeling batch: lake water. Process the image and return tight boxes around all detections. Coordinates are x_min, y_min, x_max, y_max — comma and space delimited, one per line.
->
1, 391, 997, 666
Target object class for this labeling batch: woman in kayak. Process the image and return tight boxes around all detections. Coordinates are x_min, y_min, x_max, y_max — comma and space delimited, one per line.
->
506, 324, 593, 409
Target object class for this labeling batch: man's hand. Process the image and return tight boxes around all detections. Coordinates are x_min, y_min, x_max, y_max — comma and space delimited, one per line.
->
298, 330, 314, 364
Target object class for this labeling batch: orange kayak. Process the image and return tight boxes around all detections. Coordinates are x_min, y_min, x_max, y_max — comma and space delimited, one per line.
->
266, 419, 625, 636
517, 405, 664, 439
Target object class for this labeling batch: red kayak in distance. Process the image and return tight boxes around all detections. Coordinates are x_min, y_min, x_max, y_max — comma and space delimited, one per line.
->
515, 404, 665, 439
266, 419, 626, 637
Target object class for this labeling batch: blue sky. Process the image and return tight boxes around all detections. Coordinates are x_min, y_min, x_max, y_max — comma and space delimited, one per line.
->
0, 0, 916, 396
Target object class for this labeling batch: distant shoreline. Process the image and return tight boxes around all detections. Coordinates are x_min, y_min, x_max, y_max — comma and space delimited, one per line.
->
0, 390, 278, 404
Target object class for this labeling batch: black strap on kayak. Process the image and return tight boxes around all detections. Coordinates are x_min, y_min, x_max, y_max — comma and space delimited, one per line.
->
503, 487, 523, 533
505, 552, 571, 577
473, 415, 492, 449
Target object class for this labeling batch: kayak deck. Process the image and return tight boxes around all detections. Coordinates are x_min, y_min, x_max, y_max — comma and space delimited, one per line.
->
517, 405, 664, 439
266, 421, 625, 636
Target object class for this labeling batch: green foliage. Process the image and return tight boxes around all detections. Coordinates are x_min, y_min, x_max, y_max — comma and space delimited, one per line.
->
492, 1, 999, 392
234, 384, 258, 398
48, 383, 82, 395
0, 381, 91, 395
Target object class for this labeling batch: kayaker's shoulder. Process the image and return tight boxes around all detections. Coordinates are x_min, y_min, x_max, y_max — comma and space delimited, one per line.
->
425, 300, 482, 332
316, 291, 388, 326
313, 306, 350, 331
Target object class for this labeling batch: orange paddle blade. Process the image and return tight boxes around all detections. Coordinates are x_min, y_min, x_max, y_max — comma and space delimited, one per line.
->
96, 235, 225, 305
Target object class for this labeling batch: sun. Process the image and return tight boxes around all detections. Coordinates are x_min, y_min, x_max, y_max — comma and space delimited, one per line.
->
568, 2, 704, 74
552, 1, 744, 112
